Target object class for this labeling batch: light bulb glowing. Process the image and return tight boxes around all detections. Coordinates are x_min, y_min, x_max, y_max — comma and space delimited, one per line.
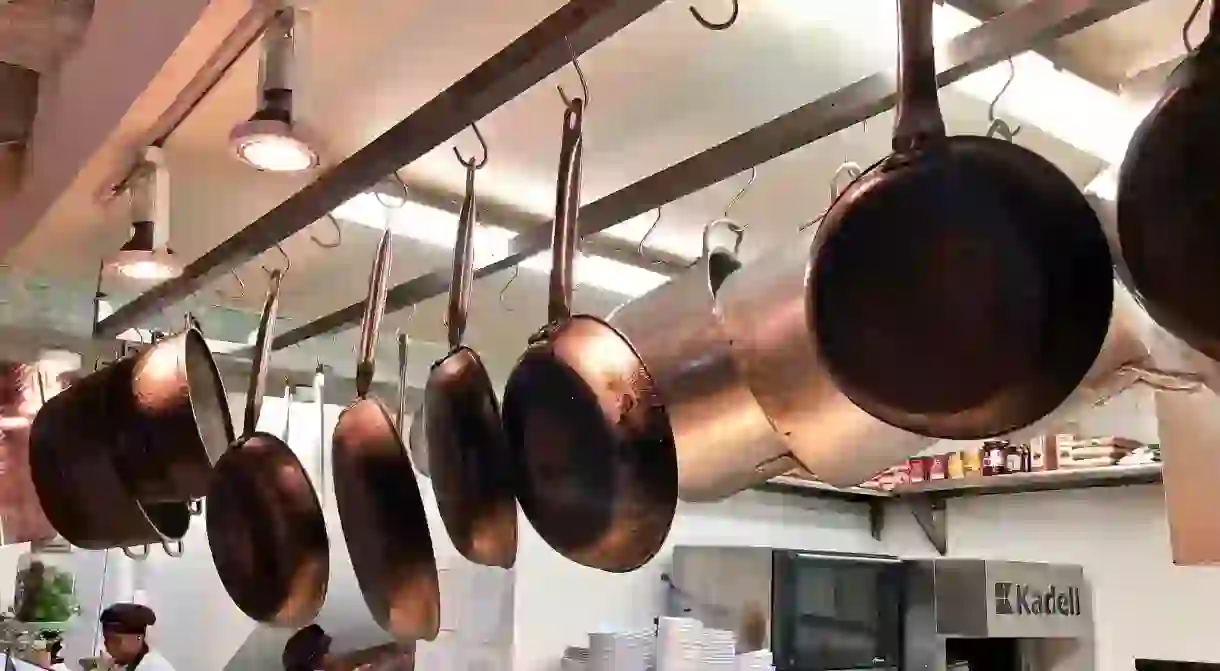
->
236, 134, 318, 173
116, 258, 181, 280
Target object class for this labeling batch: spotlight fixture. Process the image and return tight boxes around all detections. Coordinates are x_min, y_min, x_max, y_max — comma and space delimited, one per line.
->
230, 7, 318, 172
112, 146, 182, 281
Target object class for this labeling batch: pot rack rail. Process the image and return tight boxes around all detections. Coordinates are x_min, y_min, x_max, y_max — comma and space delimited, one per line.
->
94, 0, 1154, 344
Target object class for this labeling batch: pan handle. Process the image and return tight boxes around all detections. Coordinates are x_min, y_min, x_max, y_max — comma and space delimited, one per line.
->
314, 362, 327, 505
244, 270, 283, 438
893, 0, 946, 152
396, 332, 409, 430
549, 98, 584, 323
122, 545, 150, 562
160, 539, 184, 558
356, 230, 393, 399
447, 163, 477, 349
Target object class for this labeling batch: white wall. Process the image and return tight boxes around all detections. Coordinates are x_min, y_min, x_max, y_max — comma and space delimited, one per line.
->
884, 386, 1220, 669
511, 489, 883, 671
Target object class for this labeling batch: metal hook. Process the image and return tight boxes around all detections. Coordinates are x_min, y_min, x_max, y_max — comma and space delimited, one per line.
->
556, 38, 590, 111
722, 167, 757, 220
261, 243, 291, 278
986, 58, 1021, 139
1184, 0, 1206, 52
636, 208, 664, 257
308, 214, 342, 249
453, 123, 489, 170
499, 265, 520, 312
374, 171, 409, 209
216, 270, 246, 302
690, 0, 739, 31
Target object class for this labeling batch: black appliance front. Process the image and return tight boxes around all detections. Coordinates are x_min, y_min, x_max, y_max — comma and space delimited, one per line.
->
770, 550, 904, 671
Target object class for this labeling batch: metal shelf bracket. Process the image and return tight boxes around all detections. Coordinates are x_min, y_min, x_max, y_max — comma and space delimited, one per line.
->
908, 495, 947, 556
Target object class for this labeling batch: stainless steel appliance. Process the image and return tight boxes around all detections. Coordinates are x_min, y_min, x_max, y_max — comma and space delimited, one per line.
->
665, 546, 905, 670
904, 559, 1095, 671
666, 549, 1095, 671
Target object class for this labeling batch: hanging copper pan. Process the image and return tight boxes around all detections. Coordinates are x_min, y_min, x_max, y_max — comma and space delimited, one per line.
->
30, 363, 191, 556
332, 229, 439, 642
1116, 1, 1220, 362
608, 220, 796, 502
501, 98, 677, 573
424, 158, 517, 569
117, 317, 234, 503
806, 0, 1113, 445
207, 270, 329, 627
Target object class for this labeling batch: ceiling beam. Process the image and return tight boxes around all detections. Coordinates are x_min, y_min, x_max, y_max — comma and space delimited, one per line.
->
94, 0, 672, 338
0, 0, 271, 260
270, 0, 1153, 350
945, 0, 1118, 90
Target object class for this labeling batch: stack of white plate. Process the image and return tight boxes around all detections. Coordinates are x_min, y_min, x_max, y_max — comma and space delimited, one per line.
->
657, 617, 703, 671
735, 649, 774, 671
587, 630, 652, 671
561, 646, 590, 671
701, 628, 736, 670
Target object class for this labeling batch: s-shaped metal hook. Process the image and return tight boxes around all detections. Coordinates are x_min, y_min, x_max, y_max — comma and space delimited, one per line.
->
690, 0, 739, 31
454, 123, 489, 169
557, 38, 590, 111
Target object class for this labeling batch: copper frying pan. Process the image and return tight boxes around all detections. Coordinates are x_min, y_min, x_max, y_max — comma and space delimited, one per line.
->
207, 270, 330, 627
501, 98, 677, 573
424, 159, 517, 568
332, 229, 440, 641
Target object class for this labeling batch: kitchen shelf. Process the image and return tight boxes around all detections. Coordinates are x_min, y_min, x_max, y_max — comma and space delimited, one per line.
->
757, 464, 1163, 554
895, 463, 1163, 556
893, 462, 1163, 499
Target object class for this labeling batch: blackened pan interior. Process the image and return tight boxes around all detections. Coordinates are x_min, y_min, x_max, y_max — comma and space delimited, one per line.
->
207, 433, 328, 627
332, 399, 440, 641
1118, 49, 1220, 362
425, 346, 517, 569
811, 137, 1113, 439
502, 319, 677, 573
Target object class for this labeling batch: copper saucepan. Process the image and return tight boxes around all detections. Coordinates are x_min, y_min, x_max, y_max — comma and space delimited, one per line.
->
608, 219, 796, 502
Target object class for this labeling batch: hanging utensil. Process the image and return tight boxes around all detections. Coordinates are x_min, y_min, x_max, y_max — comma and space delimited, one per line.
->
206, 270, 329, 627
424, 138, 517, 569
502, 93, 677, 573
1116, 0, 1220, 362
400, 332, 430, 478
806, 0, 1112, 446
609, 219, 796, 502
314, 362, 328, 505
36, 314, 233, 505
332, 229, 440, 641
30, 362, 190, 556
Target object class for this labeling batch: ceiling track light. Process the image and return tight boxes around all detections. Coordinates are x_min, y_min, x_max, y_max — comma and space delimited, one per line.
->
112, 146, 182, 281
230, 6, 319, 173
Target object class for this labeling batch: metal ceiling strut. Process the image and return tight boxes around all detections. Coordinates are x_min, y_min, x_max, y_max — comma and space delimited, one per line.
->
93, 0, 670, 338
270, 0, 1153, 351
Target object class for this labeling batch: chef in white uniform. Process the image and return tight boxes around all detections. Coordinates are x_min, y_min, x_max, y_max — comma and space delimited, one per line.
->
98, 603, 177, 671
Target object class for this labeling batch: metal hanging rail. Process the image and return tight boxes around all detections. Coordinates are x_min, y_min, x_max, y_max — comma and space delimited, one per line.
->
270, 0, 1152, 350
93, 0, 670, 338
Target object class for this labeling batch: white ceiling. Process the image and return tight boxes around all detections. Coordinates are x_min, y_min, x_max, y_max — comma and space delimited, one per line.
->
3, 0, 1201, 377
